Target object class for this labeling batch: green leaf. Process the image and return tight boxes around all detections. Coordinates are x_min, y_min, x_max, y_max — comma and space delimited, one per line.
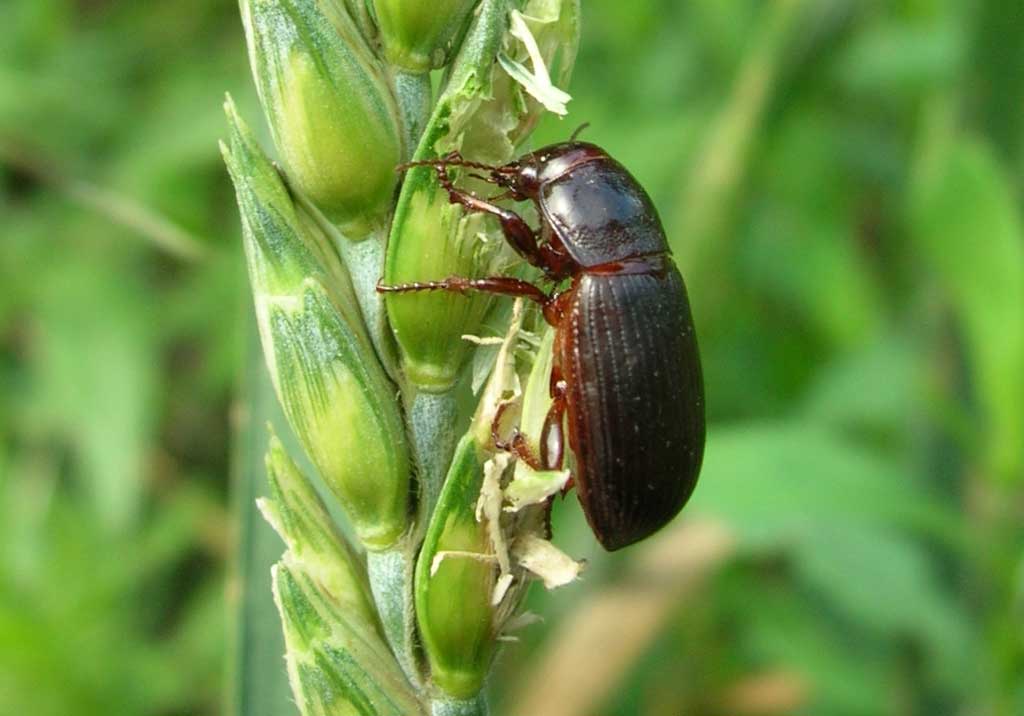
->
744, 113, 886, 350
738, 580, 893, 715
800, 336, 919, 435
691, 423, 956, 546
910, 138, 1024, 482
228, 328, 295, 716
794, 523, 972, 683
835, 18, 962, 96
32, 257, 158, 533
970, 0, 1024, 164
693, 423, 974, 696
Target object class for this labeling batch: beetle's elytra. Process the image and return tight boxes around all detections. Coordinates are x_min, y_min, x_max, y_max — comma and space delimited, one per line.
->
379, 140, 705, 551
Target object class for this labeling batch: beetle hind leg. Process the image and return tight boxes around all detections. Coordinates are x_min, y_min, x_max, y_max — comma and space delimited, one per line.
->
539, 383, 568, 470
490, 381, 569, 473
494, 429, 548, 472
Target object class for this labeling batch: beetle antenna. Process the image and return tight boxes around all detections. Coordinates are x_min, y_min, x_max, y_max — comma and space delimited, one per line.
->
570, 122, 591, 142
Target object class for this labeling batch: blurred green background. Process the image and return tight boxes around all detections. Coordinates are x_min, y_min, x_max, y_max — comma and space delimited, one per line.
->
2, 1, 1023, 714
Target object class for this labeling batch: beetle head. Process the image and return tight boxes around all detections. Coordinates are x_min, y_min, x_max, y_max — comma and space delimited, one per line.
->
488, 139, 607, 201
484, 160, 540, 202
396, 141, 607, 203
512, 141, 609, 190
397, 152, 538, 201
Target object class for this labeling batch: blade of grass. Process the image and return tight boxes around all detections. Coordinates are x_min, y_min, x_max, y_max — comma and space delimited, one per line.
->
0, 138, 206, 261
226, 316, 295, 716
675, 0, 803, 301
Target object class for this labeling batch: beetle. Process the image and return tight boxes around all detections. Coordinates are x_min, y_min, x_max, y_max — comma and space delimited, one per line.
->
378, 139, 705, 551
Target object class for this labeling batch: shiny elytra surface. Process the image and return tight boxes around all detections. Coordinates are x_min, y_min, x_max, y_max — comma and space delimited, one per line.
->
557, 265, 705, 551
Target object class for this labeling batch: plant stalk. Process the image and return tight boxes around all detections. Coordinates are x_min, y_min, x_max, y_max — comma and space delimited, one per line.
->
431, 694, 489, 716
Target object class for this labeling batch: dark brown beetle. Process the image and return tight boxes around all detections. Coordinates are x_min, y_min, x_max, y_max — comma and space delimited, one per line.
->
379, 140, 705, 550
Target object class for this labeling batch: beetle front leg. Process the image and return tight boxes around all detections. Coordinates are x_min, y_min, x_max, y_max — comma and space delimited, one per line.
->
430, 165, 548, 269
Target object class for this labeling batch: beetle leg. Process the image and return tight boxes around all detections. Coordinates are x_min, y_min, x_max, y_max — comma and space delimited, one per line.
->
398, 151, 496, 174
377, 275, 551, 306
494, 396, 566, 472
497, 430, 549, 471
488, 374, 568, 473
430, 165, 547, 269
539, 377, 568, 470
488, 401, 545, 469
378, 275, 571, 332
560, 476, 575, 496
489, 378, 569, 472
541, 288, 573, 326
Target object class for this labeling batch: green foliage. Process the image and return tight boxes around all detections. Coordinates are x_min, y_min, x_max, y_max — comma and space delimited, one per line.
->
415, 435, 496, 699
910, 136, 1024, 482
2, 1, 1024, 715
229, 336, 297, 716
230, 1, 581, 711
1, 2, 246, 715
224, 100, 413, 550
372, 0, 480, 72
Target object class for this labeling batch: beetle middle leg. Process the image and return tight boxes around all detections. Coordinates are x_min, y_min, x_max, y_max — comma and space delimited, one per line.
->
377, 275, 551, 306
377, 275, 570, 329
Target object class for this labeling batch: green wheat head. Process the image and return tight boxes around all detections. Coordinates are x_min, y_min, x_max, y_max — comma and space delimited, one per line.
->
222, 1, 581, 713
